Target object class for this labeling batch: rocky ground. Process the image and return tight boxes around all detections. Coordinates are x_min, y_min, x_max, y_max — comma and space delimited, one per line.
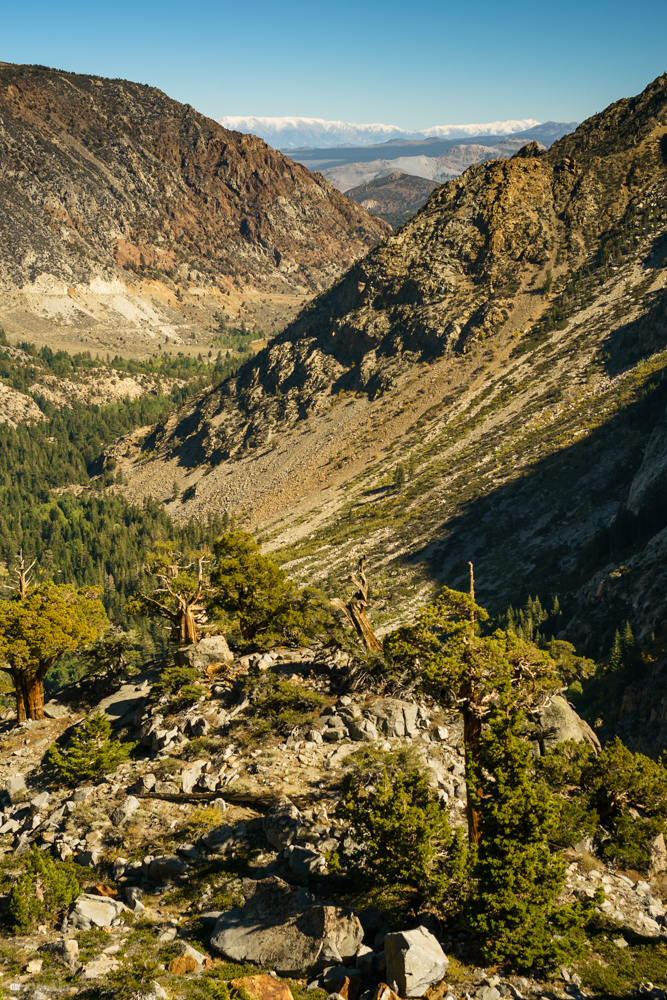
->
2, 639, 667, 999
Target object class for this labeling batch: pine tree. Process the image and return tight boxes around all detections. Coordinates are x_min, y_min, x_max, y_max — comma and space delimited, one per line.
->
608, 629, 623, 671
49, 712, 135, 784
393, 464, 406, 490
465, 712, 600, 968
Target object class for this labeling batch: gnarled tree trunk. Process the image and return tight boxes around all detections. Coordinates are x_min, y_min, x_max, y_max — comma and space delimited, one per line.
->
12, 668, 46, 722
463, 706, 483, 845
331, 555, 381, 652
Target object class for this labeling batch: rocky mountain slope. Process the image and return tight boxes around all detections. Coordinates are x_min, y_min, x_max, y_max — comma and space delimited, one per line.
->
345, 173, 439, 228
120, 73, 667, 707
1, 638, 665, 997
0, 63, 387, 357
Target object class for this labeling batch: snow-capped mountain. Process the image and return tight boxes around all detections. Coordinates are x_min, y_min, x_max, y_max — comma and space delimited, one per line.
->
216, 115, 541, 150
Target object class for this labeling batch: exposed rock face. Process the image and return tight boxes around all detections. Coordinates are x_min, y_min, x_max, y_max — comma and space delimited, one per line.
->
210, 877, 363, 975
0, 63, 388, 348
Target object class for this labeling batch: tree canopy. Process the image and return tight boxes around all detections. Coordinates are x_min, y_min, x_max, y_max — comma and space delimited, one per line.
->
0, 581, 107, 720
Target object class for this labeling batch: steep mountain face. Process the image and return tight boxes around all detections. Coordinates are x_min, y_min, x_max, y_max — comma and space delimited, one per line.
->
0, 63, 387, 354
123, 75, 667, 751
346, 172, 439, 228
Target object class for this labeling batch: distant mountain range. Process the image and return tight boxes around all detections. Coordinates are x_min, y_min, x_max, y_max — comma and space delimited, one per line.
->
216, 115, 543, 149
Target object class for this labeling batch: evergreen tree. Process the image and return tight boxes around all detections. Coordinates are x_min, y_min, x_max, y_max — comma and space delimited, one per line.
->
208, 531, 333, 649
465, 712, 600, 968
384, 587, 560, 843
49, 712, 135, 784
125, 544, 208, 645
0, 581, 107, 720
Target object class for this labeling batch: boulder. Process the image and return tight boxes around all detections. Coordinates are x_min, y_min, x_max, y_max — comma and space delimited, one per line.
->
135, 773, 156, 793
70, 893, 129, 930
348, 718, 378, 742
75, 850, 101, 868
55, 938, 79, 970
80, 955, 120, 979
289, 845, 325, 876
30, 791, 50, 811
370, 700, 419, 739
111, 795, 140, 826
263, 797, 304, 849
202, 824, 236, 853
180, 759, 206, 794
174, 635, 234, 670
125, 887, 145, 912
648, 832, 667, 876
43, 701, 70, 719
148, 855, 189, 881
231, 975, 294, 1000
168, 955, 198, 975
384, 926, 448, 998
535, 696, 601, 754
153, 780, 180, 795
172, 941, 211, 967
5, 774, 26, 802
186, 715, 211, 737
210, 876, 363, 975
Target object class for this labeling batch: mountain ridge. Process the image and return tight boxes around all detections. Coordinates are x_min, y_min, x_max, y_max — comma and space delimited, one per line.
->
121, 74, 667, 695
216, 114, 542, 149
0, 63, 388, 357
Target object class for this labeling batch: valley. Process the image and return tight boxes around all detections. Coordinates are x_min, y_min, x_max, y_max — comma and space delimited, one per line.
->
1, 57, 667, 1000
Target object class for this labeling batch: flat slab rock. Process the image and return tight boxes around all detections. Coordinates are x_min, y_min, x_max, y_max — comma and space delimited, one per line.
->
210, 876, 363, 976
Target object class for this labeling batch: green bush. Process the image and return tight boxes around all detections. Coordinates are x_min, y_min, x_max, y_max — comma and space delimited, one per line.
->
49, 712, 135, 785
537, 737, 667, 869
239, 670, 326, 737
7, 845, 79, 933
153, 665, 198, 695
331, 747, 467, 913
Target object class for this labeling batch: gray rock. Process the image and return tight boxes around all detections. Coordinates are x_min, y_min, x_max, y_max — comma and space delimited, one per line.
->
74, 850, 101, 868
648, 832, 667, 876
384, 926, 449, 997
153, 780, 180, 795
112, 857, 128, 878
289, 846, 325, 877
148, 855, 189, 881
172, 941, 209, 966
478, 989, 501, 1000
72, 786, 95, 803
80, 954, 120, 979
198, 773, 219, 793
180, 759, 206, 794
30, 791, 50, 811
70, 893, 129, 929
323, 727, 348, 742
210, 876, 363, 976
152, 729, 179, 751
135, 773, 156, 793
535, 696, 601, 754
43, 701, 70, 719
264, 797, 304, 849
202, 824, 236, 853
187, 715, 211, 737
125, 887, 145, 912
174, 635, 234, 669
5, 774, 26, 802
348, 718, 379, 742
370, 699, 419, 738
176, 842, 199, 860
111, 795, 140, 826
54, 937, 79, 970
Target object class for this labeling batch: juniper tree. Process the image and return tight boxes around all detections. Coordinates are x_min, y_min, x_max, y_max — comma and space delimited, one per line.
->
0, 581, 107, 720
126, 543, 208, 645
208, 531, 333, 649
384, 586, 560, 843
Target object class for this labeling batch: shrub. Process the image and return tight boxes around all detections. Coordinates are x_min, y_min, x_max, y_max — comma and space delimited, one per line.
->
331, 747, 467, 913
49, 712, 135, 784
153, 665, 198, 695
537, 737, 667, 869
7, 845, 79, 933
240, 670, 326, 736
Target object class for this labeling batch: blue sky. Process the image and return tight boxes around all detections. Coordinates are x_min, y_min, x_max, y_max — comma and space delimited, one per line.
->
3, 0, 666, 128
